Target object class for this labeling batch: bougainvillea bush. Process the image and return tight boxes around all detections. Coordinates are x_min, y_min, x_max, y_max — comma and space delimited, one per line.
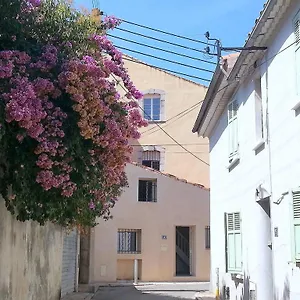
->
0, 0, 147, 228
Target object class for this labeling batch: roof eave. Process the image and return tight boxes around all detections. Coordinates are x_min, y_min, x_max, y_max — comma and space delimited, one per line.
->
192, 66, 224, 134
228, 0, 279, 82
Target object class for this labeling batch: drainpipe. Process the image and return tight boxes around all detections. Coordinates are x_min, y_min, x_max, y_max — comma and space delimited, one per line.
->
134, 259, 138, 285
215, 267, 220, 300
265, 49, 275, 299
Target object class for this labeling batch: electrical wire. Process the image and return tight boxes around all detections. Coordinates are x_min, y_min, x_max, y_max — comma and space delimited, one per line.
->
143, 103, 202, 137
111, 75, 210, 166
114, 44, 214, 74
115, 27, 208, 55
118, 17, 215, 47
143, 101, 201, 133
130, 143, 207, 146
108, 34, 217, 66
122, 57, 211, 83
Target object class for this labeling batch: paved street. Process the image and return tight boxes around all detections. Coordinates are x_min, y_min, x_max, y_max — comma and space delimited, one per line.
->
92, 282, 214, 300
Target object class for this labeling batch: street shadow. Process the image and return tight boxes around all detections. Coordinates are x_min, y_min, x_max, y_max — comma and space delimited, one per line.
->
94, 286, 213, 300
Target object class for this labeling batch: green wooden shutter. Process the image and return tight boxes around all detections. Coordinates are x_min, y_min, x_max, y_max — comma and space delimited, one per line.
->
293, 191, 300, 260
226, 212, 242, 272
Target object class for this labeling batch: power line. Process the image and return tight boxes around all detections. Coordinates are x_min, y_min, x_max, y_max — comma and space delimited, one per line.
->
112, 74, 210, 166
108, 34, 217, 66
130, 143, 208, 146
192, 39, 299, 131
118, 18, 215, 47
143, 103, 202, 137
123, 57, 211, 83
115, 44, 214, 74
142, 101, 202, 135
115, 27, 208, 55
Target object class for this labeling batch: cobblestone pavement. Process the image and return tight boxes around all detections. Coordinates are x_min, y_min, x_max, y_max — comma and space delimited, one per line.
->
92, 283, 214, 300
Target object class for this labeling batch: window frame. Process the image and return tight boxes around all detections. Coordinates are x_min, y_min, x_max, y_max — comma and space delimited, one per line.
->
142, 150, 160, 171
141, 89, 166, 122
227, 99, 239, 159
254, 77, 264, 143
138, 178, 157, 203
291, 189, 300, 262
225, 212, 242, 273
294, 10, 300, 96
117, 229, 142, 254
205, 226, 211, 249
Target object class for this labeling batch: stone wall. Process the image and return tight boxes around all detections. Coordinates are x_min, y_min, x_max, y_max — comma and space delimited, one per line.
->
0, 197, 63, 300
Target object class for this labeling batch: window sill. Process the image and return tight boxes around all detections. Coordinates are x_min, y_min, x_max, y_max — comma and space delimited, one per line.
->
227, 155, 240, 170
227, 270, 243, 276
146, 120, 166, 124
253, 139, 265, 151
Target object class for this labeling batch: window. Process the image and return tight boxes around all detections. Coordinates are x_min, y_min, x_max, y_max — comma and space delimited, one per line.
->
138, 179, 157, 202
143, 97, 161, 121
294, 11, 300, 94
142, 150, 160, 170
205, 226, 210, 249
225, 212, 242, 272
228, 100, 239, 158
292, 191, 300, 261
254, 77, 264, 141
118, 229, 141, 254
142, 89, 166, 121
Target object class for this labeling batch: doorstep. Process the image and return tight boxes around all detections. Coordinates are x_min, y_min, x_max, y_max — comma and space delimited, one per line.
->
195, 291, 215, 300
61, 292, 94, 300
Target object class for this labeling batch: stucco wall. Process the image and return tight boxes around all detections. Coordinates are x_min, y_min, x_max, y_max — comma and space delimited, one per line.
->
90, 163, 210, 283
123, 59, 210, 187
208, 1, 300, 299
0, 197, 63, 300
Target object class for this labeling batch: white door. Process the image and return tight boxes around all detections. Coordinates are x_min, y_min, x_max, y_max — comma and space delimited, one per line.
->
61, 229, 78, 297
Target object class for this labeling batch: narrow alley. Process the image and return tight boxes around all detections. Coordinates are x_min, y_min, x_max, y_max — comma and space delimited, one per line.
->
91, 283, 213, 300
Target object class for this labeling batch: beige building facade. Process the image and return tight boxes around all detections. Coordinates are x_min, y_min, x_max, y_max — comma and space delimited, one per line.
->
89, 163, 210, 283
83, 58, 211, 284
124, 57, 210, 187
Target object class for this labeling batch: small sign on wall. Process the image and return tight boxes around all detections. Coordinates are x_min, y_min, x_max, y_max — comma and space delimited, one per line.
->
162, 235, 167, 240
274, 227, 278, 237
161, 244, 168, 251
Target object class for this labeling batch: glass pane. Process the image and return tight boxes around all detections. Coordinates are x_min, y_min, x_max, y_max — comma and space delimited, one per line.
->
235, 233, 242, 270
295, 224, 300, 259
152, 98, 161, 120
143, 98, 152, 120
227, 233, 235, 270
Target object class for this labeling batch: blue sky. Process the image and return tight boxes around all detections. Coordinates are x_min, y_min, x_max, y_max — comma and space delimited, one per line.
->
75, 0, 265, 86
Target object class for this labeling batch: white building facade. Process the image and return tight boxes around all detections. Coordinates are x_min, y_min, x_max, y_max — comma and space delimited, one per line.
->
193, 1, 300, 299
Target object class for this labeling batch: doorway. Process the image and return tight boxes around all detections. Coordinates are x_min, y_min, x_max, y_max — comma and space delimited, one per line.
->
175, 226, 192, 276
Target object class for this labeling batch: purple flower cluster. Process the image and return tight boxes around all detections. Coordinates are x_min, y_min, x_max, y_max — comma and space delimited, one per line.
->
103, 16, 121, 30
30, 45, 58, 72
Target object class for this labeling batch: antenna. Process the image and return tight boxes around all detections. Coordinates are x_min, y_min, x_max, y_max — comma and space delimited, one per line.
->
92, 0, 100, 9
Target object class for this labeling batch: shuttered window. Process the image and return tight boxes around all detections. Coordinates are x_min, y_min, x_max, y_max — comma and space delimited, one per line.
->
228, 100, 239, 158
292, 191, 300, 260
142, 150, 160, 170
225, 212, 242, 272
294, 11, 300, 94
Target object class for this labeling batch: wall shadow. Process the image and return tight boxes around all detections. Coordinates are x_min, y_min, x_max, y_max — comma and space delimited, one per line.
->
94, 285, 214, 300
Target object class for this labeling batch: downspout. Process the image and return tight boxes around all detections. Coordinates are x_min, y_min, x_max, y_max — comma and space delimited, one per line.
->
265, 49, 275, 299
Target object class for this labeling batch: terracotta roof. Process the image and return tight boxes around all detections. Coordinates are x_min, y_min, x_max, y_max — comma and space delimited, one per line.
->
123, 54, 208, 89
129, 162, 209, 191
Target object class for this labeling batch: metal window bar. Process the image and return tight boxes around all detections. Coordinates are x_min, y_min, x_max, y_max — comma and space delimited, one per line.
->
142, 151, 160, 170
117, 229, 142, 254
205, 226, 211, 249
138, 180, 157, 202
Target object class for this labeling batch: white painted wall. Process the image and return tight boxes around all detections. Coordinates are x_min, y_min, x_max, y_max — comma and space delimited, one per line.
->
208, 2, 300, 299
